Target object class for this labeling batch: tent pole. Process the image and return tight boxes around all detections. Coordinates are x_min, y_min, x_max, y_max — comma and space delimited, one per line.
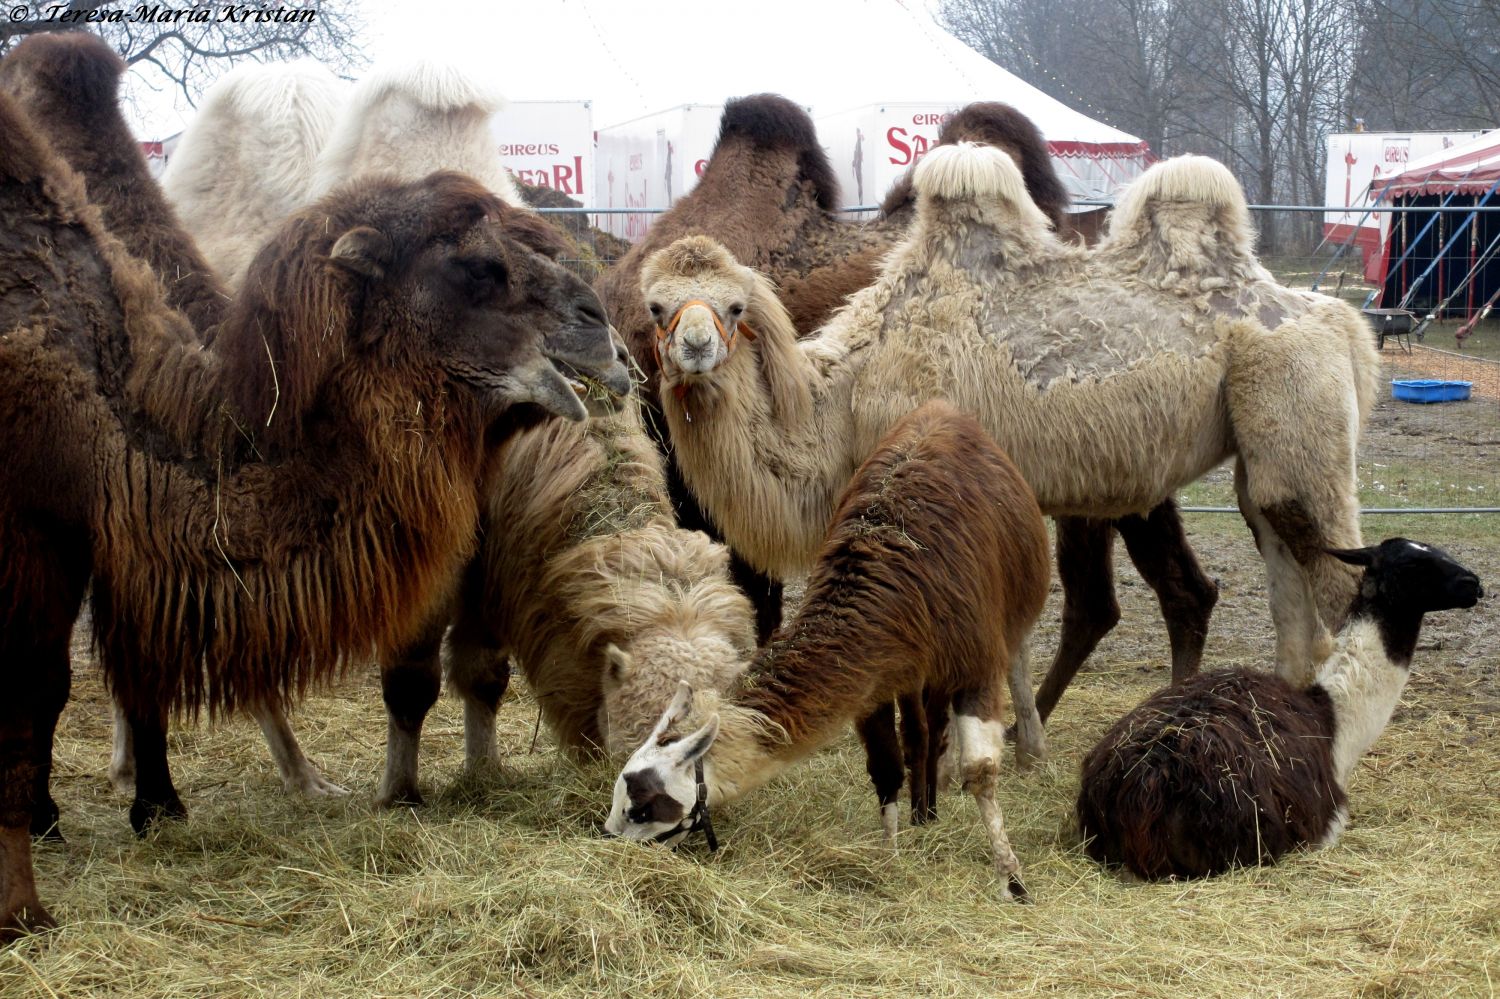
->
1396, 178, 1500, 313
1364, 162, 1483, 310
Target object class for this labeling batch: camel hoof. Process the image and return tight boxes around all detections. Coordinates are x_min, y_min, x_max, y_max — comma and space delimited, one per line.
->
129, 794, 187, 837
0, 902, 56, 945
374, 786, 424, 809
30, 801, 63, 842
1013, 746, 1047, 771
288, 773, 349, 798
1007, 874, 1031, 903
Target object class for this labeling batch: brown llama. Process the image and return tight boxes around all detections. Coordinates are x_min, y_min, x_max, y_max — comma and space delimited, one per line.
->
0, 88, 629, 941
599, 94, 1218, 720
1078, 538, 1481, 880
374, 398, 756, 806
0, 34, 229, 337
605, 401, 1051, 899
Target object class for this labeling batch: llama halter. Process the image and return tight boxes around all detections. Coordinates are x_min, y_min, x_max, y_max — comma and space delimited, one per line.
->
648, 757, 718, 852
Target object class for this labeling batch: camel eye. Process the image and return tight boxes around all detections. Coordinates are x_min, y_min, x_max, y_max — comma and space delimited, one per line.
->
648, 303, 663, 318
729, 303, 745, 317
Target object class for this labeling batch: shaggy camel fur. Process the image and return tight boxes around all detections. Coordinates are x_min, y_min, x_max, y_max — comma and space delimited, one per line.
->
0, 84, 628, 939
374, 398, 756, 806
160, 58, 343, 290
606, 402, 1050, 898
0, 34, 229, 335
602, 95, 1219, 714
310, 60, 524, 206
645, 145, 1380, 724
1078, 539, 1481, 879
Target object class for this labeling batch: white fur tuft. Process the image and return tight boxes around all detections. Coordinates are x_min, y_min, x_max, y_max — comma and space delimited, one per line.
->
338, 58, 506, 118
1108, 154, 1250, 237
911, 142, 1051, 231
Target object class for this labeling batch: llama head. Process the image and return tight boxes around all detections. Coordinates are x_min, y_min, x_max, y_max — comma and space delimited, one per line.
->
1329, 538, 1482, 615
600, 635, 746, 758
604, 681, 720, 846
641, 236, 760, 377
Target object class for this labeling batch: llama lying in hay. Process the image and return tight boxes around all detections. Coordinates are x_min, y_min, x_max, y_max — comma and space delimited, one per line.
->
160, 57, 343, 290
1077, 538, 1482, 880
0, 87, 629, 940
600, 94, 1219, 716
605, 401, 1050, 899
0, 33, 230, 336
374, 398, 757, 806
643, 144, 1379, 729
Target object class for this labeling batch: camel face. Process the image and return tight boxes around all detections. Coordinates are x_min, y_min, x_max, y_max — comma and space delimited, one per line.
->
643, 261, 757, 378
600, 635, 747, 758
335, 173, 631, 422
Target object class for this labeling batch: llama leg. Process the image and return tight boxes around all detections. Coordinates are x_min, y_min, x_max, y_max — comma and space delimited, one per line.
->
1235, 462, 1328, 685
857, 702, 904, 848
126, 706, 187, 835
445, 622, 511, 773
898, 692, 931, 825
953, 692, 1026, 901
252, 702, 348, 797
1035, 517, 1120, 722
375, 619, 445, 808
927, 689, 953, 806
1007, 636, 1046, 769
28, 644, 70, 842
1116, 499, 1220, 685
109, 697, 135, 794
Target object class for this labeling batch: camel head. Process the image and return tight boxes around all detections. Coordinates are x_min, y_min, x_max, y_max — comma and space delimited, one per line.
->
640, 235, 760, 378
223, 170, 631, 441
604, 681, 720, 847
600, 632, 748, 758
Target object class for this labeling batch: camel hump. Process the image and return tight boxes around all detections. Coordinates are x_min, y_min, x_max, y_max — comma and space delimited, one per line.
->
911, 142, 1053, 232
190, 59, 342, 133
1106, 155, 1255, 259
346, 59, 504, 116
716, 94, 840, 211
0, 32, 125, 100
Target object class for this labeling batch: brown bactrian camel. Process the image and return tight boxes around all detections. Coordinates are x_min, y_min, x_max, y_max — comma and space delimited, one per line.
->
642, 144, 1381, 762
605, 401, 1051, 898
596, 94, 1221, 721
374, 397, 757, 806
0, 88, 629, 940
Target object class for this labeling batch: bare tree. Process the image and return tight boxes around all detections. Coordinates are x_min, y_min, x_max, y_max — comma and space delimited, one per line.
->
0, 0, 365, 108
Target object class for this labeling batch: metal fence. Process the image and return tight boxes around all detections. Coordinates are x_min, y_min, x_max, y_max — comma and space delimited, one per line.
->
541, 202, 1499, 517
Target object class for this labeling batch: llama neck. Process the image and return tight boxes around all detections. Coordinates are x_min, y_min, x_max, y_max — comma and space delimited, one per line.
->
1315, 617, 1412, 785
702, 708, 796, 807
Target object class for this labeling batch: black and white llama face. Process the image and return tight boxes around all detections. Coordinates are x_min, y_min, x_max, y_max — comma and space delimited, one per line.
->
604, 682, 719, 846
1330, 538, 1482, 613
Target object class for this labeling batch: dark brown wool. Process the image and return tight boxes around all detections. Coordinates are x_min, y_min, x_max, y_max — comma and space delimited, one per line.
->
0, 34, 230, 337
1077, 669, 1344, 880
736, 402, 1050, 764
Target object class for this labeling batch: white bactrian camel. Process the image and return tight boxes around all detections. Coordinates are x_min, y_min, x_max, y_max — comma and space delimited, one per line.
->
643, 144, 1381, 727
161, 60, 344, 290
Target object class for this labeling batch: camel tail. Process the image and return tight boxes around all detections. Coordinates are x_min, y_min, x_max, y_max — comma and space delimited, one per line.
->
912, 142, 1053, 231
1107, 155, 1256, 261
717, 94, 839, 211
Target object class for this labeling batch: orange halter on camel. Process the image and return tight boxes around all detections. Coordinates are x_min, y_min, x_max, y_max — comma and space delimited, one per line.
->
653, 300, 758, 395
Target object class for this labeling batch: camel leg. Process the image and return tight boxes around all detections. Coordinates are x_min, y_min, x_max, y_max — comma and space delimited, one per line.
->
1235, 461, 1328, 686
252, 702, 347, 797
1035, 517, 1120, 723
28, 646, 69, 842
1116, 499, 1220, 685
857, 701, 903, 849
109, 698, 135, 794
445, 624, 511, 773
953, 689, 1026, 901
375, 616, 447, 808
898, 691, 931, 825
1007, 636, 1046, 769
126, 706, 187, 835
927, 689, 954, 803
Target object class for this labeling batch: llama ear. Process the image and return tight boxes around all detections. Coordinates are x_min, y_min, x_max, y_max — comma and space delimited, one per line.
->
649, 681, 694, 743
676, 714, 720, 765
329, 226, 392, 281
604, 644, 632, 684
1326, 546, 1376, 567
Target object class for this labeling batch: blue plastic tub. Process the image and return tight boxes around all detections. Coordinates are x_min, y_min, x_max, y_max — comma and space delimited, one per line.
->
1391, 379, 1472, 403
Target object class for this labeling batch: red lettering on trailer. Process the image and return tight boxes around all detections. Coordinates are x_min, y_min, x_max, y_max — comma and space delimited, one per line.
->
912, 113, 952, 126
694, 159, 708, 176
886, 126, 933, 166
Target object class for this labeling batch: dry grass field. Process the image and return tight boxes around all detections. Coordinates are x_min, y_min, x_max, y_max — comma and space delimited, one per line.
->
3, 388, 1497, 998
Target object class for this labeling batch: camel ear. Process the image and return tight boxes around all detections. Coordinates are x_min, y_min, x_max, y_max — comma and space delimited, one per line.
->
604, 644, 632, 684
329, 226, 392, 281
675, 714, 720, 765
649, 681, 694, 743
1327, 546, 1376, 567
